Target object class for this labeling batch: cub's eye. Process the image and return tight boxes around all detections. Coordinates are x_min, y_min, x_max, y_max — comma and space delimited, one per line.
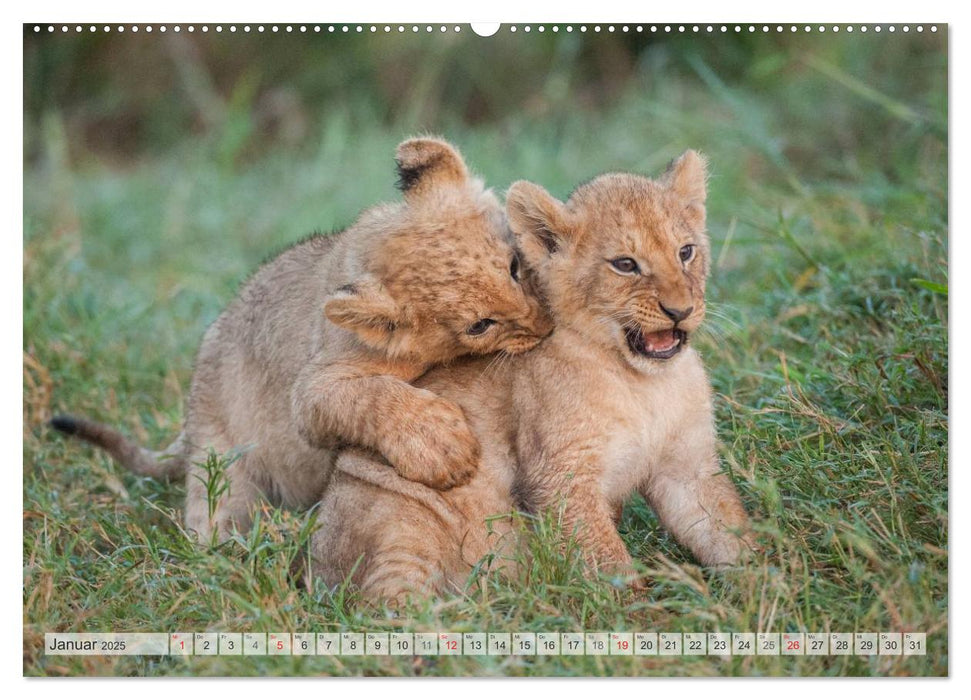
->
679, 244, 696, 263
466, 318, 497, 336
609, 257, 640, 275
510, 254, 521, 282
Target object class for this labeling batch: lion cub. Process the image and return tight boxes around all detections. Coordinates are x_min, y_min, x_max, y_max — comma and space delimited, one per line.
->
312, 358, 523, 602
311, 151, 750, 602
505, 151, 751, 573
52, 137, 551, 542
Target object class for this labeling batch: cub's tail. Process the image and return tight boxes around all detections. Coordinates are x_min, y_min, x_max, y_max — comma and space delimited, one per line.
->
50, 414, 188, 480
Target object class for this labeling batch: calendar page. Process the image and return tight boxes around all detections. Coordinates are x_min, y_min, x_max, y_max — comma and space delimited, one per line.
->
22, 12, 948, 679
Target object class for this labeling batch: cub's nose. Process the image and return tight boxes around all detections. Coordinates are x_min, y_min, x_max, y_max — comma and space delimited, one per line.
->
659, 302, 693, 323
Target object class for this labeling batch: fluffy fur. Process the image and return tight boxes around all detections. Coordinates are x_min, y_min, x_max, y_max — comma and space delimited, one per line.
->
51, 137, 552, 542
311, 151, 752, 602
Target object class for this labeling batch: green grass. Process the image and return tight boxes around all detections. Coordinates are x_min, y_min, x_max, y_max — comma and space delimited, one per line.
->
23, 33, 947, 676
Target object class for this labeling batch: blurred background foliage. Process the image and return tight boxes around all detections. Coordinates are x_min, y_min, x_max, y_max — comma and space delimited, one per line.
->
24, 26, 945, 176
22, 25, 947, 329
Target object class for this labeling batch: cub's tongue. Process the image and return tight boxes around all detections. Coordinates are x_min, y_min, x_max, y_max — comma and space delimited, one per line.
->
642, 329, 678, 352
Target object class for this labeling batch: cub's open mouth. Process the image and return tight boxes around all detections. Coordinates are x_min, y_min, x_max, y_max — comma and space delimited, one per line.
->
624, 326, 686, 360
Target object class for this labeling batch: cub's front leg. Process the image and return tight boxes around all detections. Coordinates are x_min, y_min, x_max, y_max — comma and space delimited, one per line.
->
293, 359, 480, 490
639, 421, 751, 566
519, 453, 635, 576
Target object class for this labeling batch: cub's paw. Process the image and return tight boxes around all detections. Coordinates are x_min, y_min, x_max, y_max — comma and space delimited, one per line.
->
699, 530, 759, 568
383, 394, 481, 490
585, 542, 639, 585
735, 529, 767, 563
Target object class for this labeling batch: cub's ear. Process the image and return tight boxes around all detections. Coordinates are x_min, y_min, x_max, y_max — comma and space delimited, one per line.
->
506, 180, 572, 268
324, 278, 403, 347
662, 149, 708, 204
395, 137, 469, 200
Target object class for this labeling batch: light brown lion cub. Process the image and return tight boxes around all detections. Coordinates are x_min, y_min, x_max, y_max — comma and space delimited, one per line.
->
311, 151, 751, 602
52, 137, 551, 542
505, 151, 751, 573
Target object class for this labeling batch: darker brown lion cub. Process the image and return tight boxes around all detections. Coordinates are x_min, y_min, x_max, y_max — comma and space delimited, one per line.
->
52, 137, 552, 542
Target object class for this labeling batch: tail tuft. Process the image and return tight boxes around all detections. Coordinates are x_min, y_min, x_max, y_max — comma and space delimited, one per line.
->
49, 412, 187, 480
50, 415, 80, 436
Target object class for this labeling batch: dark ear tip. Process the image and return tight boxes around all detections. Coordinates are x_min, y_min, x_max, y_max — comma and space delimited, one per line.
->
395, 158, 428, 193
394, 137, 467, 193
50, 415, 79, 435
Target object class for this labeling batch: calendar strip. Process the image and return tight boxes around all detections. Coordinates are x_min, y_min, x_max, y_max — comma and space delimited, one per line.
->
44, 632, 927, 657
